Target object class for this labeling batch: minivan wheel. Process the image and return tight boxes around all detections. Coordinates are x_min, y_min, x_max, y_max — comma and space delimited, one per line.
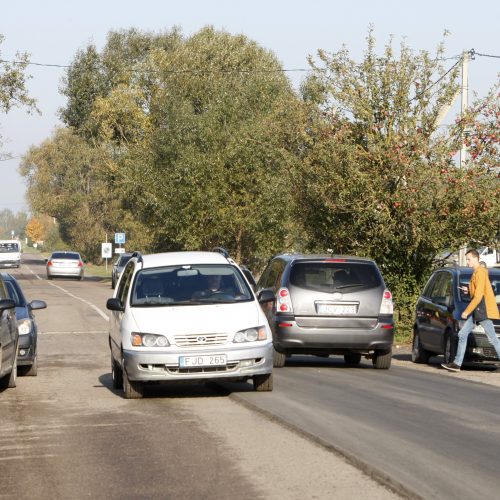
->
444, 331, 457, 364
411, 330, 431, 364
123, 372, 144, 399
111, 354, 123, 389
253, 373, 273, 392
273, 348, 286, 368
373, 348, 392, 369
344, 353, 362, 365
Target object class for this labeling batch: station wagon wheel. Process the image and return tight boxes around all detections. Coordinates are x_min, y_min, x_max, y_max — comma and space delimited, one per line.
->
411, 329, 431, 364
253, 373, 273, 391
372, 348, 392, 369
344, 353, 362, 365
273, 348, 286, 368
443, 331, 457, 364
111, 353, 123, 389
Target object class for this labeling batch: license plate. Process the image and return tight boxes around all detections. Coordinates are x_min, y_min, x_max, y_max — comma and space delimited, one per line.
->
179, 355, 227, 368
317, 304, 357, 315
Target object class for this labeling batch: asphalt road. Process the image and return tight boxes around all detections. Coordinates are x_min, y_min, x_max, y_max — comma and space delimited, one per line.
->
3, 253, 500, 499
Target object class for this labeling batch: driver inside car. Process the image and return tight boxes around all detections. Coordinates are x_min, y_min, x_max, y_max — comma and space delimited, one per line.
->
192, 274, 234, 299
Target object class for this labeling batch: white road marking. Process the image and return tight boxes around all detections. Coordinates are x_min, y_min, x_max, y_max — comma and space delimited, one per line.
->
26, 266, 109, 322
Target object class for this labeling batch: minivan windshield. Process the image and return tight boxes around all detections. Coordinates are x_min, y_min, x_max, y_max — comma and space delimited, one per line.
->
131, 264, 254, 307
459, 270, 500, 305
290, 261, 382, 292
0, 243, 19, 253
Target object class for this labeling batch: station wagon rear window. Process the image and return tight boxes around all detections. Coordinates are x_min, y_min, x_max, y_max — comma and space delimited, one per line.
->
290, 261, 382, 292
51, 252, 80, 260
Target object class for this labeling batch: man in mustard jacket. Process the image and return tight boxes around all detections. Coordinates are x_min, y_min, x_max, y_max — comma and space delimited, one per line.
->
442, 248, 500, 372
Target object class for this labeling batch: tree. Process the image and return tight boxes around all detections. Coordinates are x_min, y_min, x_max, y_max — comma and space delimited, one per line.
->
0, 209, 28, 239
55, 27, 303, 268
297, 30, 499, 337
25, 217, 45, 243
0, 34, 37, 157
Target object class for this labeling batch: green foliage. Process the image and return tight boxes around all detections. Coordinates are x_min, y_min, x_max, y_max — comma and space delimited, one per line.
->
297, 31, 500, 339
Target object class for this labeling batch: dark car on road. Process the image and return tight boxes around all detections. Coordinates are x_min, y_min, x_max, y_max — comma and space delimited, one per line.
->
412, 267, 500, 365
111, 252, 133, 289
256, 254, 394, 369
0, 273, 18, 389
2, 273, 47, 376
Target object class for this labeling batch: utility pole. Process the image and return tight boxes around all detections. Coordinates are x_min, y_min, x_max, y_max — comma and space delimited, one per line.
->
458, 50, 471, 266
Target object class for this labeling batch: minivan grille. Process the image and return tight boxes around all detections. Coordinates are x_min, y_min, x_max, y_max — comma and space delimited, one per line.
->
174, 334, 228, 347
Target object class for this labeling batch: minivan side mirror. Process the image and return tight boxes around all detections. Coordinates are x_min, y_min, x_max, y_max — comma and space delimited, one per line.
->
106, 297, 123, 311
0, 299, 16, 311
258, 289, 275, 304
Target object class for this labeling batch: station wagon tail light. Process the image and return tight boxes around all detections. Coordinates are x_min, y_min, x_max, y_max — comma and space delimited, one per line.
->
277, 287, 293, 313
47, 261, 53, 266
78, 261, 83, 267
380, 290, 394, 315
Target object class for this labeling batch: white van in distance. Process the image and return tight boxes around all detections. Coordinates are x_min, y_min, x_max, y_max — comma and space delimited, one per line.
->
0, 240, 21, 268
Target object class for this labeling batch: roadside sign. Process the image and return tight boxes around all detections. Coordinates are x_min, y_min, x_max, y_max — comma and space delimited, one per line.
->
101, 242, 113, 259
115, 247, 126, 254
115, 233, 126, 244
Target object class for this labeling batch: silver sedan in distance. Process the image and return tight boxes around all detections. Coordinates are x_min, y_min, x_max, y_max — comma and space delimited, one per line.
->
46, 251, 84, 280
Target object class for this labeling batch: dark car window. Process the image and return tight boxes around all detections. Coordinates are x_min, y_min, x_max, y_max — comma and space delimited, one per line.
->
4, 281, 22, 306
118, 255, 132, 267
458, 270, 500, 305
51, 252, 80, 260
429, 272, 453, 305
131, 264, 253, 306
0, 277, 8, 300
290, 261, 382, 292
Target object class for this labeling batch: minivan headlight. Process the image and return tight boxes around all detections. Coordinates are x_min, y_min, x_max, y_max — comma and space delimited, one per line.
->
18, 318, 32, 336
233, 326, 267, 343
131, 332, 170, 347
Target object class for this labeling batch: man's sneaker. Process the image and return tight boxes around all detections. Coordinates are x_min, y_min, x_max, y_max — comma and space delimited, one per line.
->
441, 362, 461, 372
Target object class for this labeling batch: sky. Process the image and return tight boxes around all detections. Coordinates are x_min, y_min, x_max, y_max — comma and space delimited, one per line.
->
1, 0, 499, 214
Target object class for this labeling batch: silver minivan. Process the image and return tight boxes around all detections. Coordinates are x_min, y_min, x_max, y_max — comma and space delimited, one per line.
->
107, 251, 274, 398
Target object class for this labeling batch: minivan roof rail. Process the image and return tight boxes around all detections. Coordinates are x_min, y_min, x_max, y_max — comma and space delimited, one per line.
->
131, 251, 143, 264
212, 247, 230, 259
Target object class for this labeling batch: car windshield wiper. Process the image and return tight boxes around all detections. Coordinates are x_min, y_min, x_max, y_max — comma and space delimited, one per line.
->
331, 284, 366, 290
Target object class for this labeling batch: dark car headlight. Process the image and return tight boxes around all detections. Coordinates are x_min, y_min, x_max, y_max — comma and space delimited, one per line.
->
18, 318, 33, 336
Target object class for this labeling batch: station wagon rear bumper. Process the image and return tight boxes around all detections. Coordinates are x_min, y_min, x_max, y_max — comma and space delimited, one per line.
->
273, 317, 394, 354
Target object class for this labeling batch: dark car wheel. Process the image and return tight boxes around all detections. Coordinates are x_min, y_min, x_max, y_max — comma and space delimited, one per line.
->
111, 354, 123, 389
273, 348, 286, 368
444, 331, 457, 364
253, 373, 273, 391
24, 356, 38, 376
0, 350, 17, 389
111, 278, 116, 289
344, 353, 362, 365
411, 329, 431, 364
373, 348, 392, 369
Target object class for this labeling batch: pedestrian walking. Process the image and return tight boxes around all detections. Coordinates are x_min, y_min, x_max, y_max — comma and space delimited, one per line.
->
442, 248, 500, 372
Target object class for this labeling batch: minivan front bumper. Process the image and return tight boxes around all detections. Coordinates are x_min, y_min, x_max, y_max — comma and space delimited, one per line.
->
273, 317, 394, 354
122, 343, 273, 382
